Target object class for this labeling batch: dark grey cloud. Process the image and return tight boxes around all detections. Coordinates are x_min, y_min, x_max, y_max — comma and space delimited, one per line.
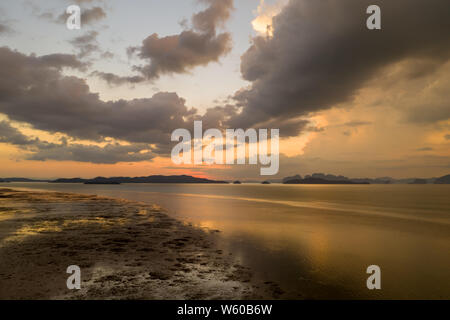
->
246, 117, 309, 138
405, 100, 450, 124
26, 142, 155, 164
80, 6, 106, 24
2, 0, 450, 166
0, 121, 35, 145
199, 103, 310, 137
226, 0, 450, 134
90, 71, 145, 86
198, 104, 239, 129
0, 47, 88, 102
0, 120, 154, 164
192, 0, 234, 34
129, 0, 233, 80
37, 53, 89, 71
0, 47, 197, 154
93, 0, 234, 86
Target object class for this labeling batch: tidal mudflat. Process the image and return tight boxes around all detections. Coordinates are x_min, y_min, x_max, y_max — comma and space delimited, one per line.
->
0, 188, 280, 299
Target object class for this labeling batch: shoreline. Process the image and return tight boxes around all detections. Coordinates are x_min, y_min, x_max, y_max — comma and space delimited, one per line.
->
0, 188, 281, 299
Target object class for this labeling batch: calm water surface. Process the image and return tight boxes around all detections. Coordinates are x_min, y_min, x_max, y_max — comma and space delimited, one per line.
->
2, 182, 449, 299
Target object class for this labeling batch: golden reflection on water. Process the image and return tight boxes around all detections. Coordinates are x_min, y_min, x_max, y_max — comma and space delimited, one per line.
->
199, 216, 330, 270
167, 190, 450, 298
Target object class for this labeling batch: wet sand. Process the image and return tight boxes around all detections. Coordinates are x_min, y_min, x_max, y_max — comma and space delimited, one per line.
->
0, 188, 280, 300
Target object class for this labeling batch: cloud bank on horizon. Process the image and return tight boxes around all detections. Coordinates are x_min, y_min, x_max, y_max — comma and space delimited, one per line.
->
0, 0, 449, 178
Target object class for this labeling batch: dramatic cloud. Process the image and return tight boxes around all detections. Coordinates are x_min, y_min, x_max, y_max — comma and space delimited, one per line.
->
361, 58, 450, 125
0, 46, 88, 101
26, 142, 155, 164
227, 0, 450, 134
79, 6, 106, 24
191, 0, 233, 34
129, 0, 233, 80
37, 53, 88, 71
0, 121, 35, 145
1, 0, 449, 173
0, 120, 154, 164
0, 47, 197, 154
251, 0, 287, 36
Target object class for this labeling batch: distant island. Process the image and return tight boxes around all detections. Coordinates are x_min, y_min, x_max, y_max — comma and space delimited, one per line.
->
284, 177, 369, 185
280, 173, 450, 185
51, 175, 228, 184
409, 179, 427, 185
434, 174, 450, 184
0, 177, 49, 182
84, 181, 121, 185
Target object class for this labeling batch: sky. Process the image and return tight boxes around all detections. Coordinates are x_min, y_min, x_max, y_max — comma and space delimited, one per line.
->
0, 0, 449, 180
